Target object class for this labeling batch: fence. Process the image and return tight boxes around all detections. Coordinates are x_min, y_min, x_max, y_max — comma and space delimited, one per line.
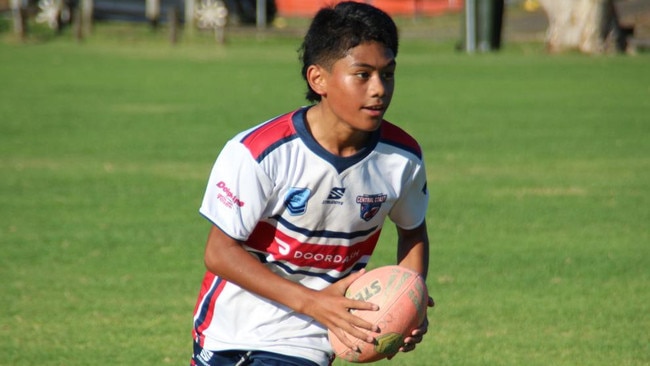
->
274, 0, 463, 17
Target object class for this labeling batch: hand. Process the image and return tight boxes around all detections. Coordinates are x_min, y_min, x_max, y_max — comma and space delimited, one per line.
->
301, 270, 380, 352
388, 296, 435, 359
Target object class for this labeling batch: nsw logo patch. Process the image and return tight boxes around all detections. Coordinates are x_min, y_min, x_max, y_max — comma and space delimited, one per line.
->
285, 187, 311, 215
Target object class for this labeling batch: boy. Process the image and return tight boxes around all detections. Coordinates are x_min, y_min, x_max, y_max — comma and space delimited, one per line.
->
191, 2, 433, 365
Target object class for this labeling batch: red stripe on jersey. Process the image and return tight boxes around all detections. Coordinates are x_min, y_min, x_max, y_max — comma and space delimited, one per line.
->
245, 222, 381, 272
240, 111, 297, 160
193, 272, 227, 346
380, 121, 422, 158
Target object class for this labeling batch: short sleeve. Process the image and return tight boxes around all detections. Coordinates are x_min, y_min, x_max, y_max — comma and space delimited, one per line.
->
199, 140, 273, 240
388, 161, 429, 230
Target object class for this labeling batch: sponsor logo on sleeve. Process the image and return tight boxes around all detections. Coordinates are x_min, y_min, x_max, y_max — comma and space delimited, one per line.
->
215, 181, 245, 209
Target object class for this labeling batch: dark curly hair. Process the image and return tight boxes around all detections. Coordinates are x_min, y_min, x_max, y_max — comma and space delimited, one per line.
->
298, 1, 399, 103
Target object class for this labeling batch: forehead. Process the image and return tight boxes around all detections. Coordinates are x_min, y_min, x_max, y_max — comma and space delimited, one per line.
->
333, 41, 396, 69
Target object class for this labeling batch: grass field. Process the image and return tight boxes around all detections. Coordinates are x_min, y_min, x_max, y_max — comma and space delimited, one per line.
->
1, 19, 649, 366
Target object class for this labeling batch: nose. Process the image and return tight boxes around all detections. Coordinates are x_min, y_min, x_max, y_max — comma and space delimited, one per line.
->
369, 73, 386, 98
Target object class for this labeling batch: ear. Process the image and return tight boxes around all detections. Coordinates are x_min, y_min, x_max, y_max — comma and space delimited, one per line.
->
306, 64, 328, 98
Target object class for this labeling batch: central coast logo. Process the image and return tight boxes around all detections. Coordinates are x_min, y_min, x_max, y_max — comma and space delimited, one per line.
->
356, 193, 387, 221
285, 187, 311, 215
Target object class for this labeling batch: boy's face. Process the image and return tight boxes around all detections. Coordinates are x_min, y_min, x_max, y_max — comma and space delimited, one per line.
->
320, 41, 396, 132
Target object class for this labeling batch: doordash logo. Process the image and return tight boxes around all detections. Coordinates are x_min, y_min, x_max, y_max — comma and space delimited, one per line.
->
216, 181, 245, 208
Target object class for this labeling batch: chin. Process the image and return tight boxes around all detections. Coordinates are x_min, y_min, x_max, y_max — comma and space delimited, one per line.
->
357, 118, 383, 132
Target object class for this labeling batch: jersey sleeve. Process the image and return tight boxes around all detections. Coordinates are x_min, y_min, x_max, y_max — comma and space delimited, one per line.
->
389, 160, 429, 230
199, 140, 274, 241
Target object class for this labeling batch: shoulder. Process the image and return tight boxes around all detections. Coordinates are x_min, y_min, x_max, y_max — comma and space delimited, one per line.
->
378, 121, 423, 160
236, 109, 301, 161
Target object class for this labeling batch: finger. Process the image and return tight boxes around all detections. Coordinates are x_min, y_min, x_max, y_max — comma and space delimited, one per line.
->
332, 323, 375, 348
403, 334, 423, 345
415, 316, 429, 334
400, 341, 416, 352
428, 296, 435, 308
342, 269, 367, 288
331, 329, 360, 352
406, 323, 428, 338
346, 298, 379, 312
342, 311, 379, 336
344, 302, 379, 333
329, 269, 367, 295
329, 307, 378, 344
347, 268, 367, 281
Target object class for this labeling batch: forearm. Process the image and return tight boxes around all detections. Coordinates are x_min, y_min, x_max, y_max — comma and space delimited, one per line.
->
204, 226, 316, 314
396, 221, 430, 280
203, 225, 380, 344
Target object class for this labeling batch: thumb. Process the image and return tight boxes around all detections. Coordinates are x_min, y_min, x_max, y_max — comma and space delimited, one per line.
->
332, 269, 367, 295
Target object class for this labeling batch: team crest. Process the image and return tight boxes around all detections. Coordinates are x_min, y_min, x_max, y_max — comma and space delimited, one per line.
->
285, 187, 311, 215
356, 194, 387, 221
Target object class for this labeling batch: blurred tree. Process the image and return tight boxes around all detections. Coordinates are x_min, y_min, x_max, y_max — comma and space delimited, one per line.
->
538, 0, 634, 54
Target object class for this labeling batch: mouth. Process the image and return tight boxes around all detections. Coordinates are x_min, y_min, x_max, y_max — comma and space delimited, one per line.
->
363, 104, 386, 116
365, 104, 385, 110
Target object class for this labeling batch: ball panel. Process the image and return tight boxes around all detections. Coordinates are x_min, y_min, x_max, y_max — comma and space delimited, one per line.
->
328, 265, 428, 363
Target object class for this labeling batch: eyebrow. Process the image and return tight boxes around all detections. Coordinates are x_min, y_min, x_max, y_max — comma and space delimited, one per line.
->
352, 59, 397, 69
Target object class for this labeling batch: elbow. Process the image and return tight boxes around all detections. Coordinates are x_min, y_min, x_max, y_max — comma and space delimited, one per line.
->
203, 247, 223, 275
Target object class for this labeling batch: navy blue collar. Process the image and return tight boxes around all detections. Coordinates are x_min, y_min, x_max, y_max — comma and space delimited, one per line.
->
292, 107, 381, 174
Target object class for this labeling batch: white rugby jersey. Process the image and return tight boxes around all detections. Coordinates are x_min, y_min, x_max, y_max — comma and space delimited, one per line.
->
193, 107, 428, 365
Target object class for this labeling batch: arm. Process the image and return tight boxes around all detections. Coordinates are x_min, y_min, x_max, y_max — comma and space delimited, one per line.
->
392, 220, 435, 355
396, 220, 429, 279
203, 225, 379, 350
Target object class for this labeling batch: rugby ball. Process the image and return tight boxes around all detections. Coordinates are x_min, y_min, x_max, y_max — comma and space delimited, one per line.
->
328, 265, 428, 363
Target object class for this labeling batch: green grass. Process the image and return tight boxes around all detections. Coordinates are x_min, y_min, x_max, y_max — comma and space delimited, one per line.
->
1, 21, 649, 366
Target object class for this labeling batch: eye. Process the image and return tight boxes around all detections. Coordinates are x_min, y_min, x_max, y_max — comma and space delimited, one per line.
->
382, 71, 395, 80
355, 71, 370, 79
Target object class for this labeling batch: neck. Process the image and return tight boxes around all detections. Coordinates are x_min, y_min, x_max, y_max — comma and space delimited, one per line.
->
305, 105, 371, 157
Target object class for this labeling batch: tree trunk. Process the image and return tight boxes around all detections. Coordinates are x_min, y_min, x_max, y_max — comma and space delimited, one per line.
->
538, 0, 633, 54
